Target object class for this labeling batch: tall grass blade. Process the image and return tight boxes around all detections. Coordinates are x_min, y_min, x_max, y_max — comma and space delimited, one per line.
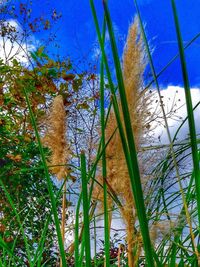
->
171, 0, 200, 218
80, 151, 91, 266
134, 0, 198, 260
102, 1, 155, 266
93, 216, 97, 267
90, 0, 156, 265
75, 193, 82, 266
100, 17, 110, 267
90, 0, 137, 207
23, 88, 67, 267
33, 185, 64, 266
72, 129, 122, 265
0, 179, 32, 266
145, 32, 200, 90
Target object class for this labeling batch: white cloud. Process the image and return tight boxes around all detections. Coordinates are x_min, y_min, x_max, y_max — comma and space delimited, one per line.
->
151, 86, 200, 144
0, 0, 10, 4
0, 19, 38, 64
91, 23, 124, 61
86, 86, 200, 256
91, 31, 110, 61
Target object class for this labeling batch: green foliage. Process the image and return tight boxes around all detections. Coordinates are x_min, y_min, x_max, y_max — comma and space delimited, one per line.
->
0, 96, 59, 266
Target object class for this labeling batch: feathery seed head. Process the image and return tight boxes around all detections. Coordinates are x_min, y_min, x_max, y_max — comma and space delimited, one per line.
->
43, 95, 69, 180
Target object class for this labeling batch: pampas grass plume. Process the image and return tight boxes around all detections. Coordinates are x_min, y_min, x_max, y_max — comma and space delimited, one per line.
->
94, 16, 152, 267
43, 95, 68, 180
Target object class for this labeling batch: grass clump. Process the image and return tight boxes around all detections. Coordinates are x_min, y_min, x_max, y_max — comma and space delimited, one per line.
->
0, 1, 200, 267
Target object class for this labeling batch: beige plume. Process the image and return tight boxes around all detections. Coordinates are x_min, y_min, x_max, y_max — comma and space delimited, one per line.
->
94, 16, 152, 267
42, 95, 68, 180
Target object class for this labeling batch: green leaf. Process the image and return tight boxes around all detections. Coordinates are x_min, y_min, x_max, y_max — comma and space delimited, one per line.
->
37, 46, 45, 57
76, 102, 90, 110
72, 78, 82, 92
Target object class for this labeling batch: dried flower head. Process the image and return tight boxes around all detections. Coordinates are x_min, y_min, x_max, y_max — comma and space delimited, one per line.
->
93, 16, 154, 267
43, 95, 68, 180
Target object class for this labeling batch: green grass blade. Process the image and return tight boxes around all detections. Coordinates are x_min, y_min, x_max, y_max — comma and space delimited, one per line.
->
90, 0, 135, 211
0, 237, 13, 258
79, 233, 85, 267
171, 0, 200, 234
89, 0, 136, 198
93, 216, 97, 267
134, 0, 198, 260
169, 180, 195, 265
73, 128, 122, 266
145, 32, 200, 90
100, 18, 110, 267
0, 179, 32, 267
80, 151, 91, 266
33, 183, 65, 266
102, 1, 155, 266
75, 192, 82, 266
89, 2, 139, 228
23, 88, 67, 267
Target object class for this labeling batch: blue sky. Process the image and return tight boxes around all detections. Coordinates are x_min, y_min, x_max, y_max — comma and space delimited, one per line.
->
1, 0, 200, 86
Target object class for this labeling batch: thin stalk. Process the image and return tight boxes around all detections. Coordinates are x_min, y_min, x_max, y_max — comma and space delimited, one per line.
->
60, 180, 67, 267
173, 101, 200, 142
169, 174, 195, 265
61, 181, 67, 243
74, 193, 82, 267
93, 216, 97, 267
